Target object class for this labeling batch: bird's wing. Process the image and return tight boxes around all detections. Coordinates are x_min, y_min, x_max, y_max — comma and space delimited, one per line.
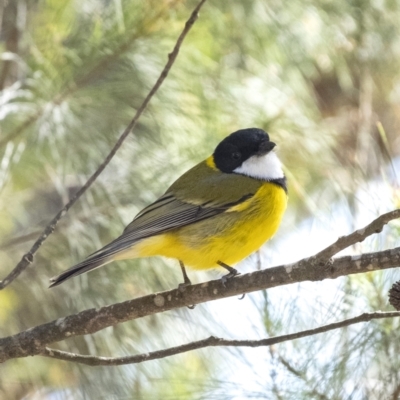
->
100, 191, 253, 256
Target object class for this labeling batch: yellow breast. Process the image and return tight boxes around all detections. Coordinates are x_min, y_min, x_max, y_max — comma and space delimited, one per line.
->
134, 182, 287, 270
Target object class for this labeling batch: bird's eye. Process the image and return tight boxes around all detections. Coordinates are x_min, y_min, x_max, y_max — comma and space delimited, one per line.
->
232, 152, 241, 160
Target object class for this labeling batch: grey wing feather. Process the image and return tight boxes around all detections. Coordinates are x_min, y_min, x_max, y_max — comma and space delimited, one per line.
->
101, 192, 227, 254
49, 191, 252, 287
75, 190, 250, 259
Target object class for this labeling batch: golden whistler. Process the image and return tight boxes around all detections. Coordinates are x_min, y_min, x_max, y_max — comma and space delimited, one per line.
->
50, 128, 287, 287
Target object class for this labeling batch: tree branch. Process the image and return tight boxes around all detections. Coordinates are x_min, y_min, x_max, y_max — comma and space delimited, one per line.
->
313, 209, 400, 262
0, 0, 207, 290
1, 244, 400, 364
39, 311, 400, 366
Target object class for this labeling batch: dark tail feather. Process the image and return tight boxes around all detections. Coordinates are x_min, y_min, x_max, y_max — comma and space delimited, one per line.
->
49, 255, 112, 288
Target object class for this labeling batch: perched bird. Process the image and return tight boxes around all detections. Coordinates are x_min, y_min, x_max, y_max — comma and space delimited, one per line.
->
50, 128, 287, 288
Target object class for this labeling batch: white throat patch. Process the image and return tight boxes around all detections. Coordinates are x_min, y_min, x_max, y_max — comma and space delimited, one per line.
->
233, 151, 284, 180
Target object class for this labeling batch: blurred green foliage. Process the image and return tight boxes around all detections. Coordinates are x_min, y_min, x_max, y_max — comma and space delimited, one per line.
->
0, 0, 400, 398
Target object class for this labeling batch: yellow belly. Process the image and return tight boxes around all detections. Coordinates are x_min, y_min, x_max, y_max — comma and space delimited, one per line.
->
123, 182, 287, 270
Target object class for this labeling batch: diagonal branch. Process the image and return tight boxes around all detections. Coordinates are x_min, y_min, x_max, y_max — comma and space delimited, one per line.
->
40, 311, 400, 366
0, 0, 207, 291
1, 245, 399, 364
313, 209, 400, 262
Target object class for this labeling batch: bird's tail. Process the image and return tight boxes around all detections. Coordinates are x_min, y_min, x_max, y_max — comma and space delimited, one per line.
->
49, 251, 114, 288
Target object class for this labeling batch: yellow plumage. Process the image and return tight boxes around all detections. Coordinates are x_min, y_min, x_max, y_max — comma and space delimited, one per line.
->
116, 182, 287, 270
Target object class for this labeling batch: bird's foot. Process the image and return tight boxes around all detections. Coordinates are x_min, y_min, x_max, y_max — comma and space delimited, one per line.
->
178, 261, 192, 292
177, 282, 196, 309
220, 269, 241, 287
178, 281, 191, 293
218, 260, 240, 287
177, 260, 195, 309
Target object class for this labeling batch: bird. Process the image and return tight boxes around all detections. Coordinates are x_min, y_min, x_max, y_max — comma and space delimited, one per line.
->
49, 128, 287, 288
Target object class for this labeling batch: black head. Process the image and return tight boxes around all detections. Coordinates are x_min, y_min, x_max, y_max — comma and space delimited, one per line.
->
213, 128, 276, 173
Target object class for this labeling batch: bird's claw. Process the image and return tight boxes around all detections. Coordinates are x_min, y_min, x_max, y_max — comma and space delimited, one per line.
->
178, 282, 191, 293
177, 282, 195, 309
221, 270, 241, 287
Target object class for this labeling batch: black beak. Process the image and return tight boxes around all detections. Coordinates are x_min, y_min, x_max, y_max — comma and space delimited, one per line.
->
258, 141, 276, 155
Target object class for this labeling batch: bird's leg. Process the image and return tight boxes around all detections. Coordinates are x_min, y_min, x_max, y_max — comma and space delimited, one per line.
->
179, 260, 192, 288
178, 260, 195, 309
217, 261, 241, 286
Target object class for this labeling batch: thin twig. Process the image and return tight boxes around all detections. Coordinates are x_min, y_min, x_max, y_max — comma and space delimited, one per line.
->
1, 246, 400, 364
40, 311, 400, 366
0, 0, 207, 290
313, 209, 400, 262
